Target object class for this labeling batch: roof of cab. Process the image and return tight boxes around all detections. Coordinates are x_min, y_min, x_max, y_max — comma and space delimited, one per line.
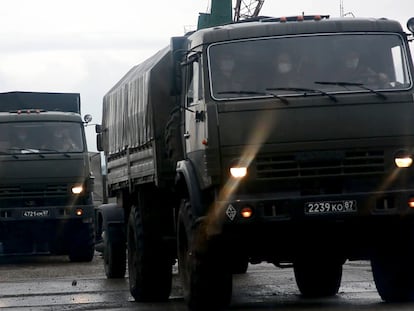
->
187, 17, 404, 47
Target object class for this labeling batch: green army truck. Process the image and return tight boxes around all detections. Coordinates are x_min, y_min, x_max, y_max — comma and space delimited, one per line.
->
0, 91, 95, 262
96, 15, 414, 310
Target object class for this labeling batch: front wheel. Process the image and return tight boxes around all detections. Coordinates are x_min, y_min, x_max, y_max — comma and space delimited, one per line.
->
127, 205, 172, 301
294, 258, 342, 298
177, 199, 232, 311
371, 255, 414, 302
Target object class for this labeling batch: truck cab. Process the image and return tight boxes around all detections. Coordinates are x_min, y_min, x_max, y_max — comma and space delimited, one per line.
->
174, 16, 414, 308
0, 92, 95, 261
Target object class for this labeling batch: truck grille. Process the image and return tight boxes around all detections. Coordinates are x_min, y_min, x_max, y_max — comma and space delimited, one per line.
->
0, 184, 68, 198
0, 184, 71, 209
256, 150, 384, 180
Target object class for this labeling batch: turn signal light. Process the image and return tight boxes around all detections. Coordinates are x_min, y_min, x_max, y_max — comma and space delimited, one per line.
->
408, 198, 414, 209
241, 207, 253, 218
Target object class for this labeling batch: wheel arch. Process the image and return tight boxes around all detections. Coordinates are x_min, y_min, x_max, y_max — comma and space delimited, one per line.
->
176, 159, 204, 219
96, 203, 126, 244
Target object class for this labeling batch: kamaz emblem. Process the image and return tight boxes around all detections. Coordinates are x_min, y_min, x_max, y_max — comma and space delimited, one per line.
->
226, 205, 237, 221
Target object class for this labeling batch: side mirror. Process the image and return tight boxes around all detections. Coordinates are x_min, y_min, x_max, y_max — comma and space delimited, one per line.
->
95, 124, 102, 134
84, 114, 93, 124
96, 133, 103, 152
171, 36, 187, 96
407, 17, 414, 34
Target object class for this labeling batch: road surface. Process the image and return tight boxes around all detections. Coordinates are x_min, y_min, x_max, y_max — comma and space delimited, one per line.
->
1, 253, 414, 310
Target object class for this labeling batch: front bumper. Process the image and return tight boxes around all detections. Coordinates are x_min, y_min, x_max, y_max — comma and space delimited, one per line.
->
217, 189, 414, 225
206, 190, 414, 261
0, 204, 94, 222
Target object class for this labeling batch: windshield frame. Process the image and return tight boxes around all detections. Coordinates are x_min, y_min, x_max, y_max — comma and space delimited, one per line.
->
207, 32, 413, 101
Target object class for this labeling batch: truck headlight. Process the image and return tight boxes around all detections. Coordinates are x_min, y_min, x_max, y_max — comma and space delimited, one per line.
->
72, 185, 84, 194
395, 156, 413, 168
230, 167, 247, 178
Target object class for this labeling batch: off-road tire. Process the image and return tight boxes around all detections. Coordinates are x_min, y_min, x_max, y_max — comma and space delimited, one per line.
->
127, 204, 172, 301
371, 255, 414, 302
103, 230, 126, 279
232, 257, 249, 274
177, 199, 232, 311
69, 223, 95, 262
371, 226, 414, 302
294, 258, 342, 298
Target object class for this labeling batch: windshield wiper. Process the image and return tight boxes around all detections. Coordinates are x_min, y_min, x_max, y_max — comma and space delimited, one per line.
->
266, 87, 338, 103
217, 90, 289, 105
37, 148, 71, 158
315, 81, 387, 100
6, 148, 45, 158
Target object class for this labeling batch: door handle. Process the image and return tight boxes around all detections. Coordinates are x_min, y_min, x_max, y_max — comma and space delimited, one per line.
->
184, 132, 190, 139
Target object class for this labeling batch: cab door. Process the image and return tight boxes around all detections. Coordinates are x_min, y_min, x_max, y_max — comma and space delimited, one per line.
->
184, 53, 207, 158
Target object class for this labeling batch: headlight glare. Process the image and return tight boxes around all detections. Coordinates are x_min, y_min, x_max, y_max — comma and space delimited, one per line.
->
72, 185, 84, 194
230, 167, 247, 178
395, 156, 413, 168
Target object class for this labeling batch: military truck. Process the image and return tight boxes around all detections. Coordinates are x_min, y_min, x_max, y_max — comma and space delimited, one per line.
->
96, 15, 414, 310
0, 91, 95, 262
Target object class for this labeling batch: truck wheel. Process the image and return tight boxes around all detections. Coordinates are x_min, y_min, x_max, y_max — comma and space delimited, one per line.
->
103, 230, 126, 278
232, 257, 249, 274
371, 234, 414, 302
127, 205, 172, 301
69, 223, 95, 262
294, 258, 342, 297
177, 199, 232, 311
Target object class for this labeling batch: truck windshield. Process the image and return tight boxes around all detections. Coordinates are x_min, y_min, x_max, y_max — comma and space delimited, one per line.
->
0, 122, 84, 154
208, 33, 412, 100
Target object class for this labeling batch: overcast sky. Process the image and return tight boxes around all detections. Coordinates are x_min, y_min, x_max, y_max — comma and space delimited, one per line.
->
0, 0, 413, 151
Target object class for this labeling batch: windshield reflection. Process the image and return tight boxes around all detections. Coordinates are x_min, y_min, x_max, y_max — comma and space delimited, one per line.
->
208, 33, 411, 100
0, 122, 84, 154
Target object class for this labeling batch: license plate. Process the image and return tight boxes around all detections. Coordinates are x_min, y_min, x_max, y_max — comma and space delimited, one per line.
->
22, 210, 49, 217
305, 200, 357, 214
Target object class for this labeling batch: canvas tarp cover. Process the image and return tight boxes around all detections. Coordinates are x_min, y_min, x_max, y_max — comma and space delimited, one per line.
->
102, 47, 173, 156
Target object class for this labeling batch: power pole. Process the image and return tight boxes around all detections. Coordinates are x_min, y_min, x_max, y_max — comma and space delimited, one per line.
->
234, 0, 265, 22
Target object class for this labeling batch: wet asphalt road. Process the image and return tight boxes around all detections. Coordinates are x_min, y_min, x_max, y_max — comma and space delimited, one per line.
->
1, 253, 414, 310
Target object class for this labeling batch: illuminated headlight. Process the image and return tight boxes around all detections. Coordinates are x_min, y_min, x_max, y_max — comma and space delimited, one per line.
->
395, 156, 413, 168
71, 185, 84, 194
230, 167, 247, 178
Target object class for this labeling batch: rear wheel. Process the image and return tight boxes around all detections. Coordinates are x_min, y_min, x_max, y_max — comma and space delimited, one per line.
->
103, 230, 126, 278
177, 199, 232, 311
294, 258, 342, 298
127, 203, 172, 301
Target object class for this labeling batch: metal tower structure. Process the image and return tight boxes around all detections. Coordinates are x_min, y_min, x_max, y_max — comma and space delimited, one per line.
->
234, 0, 265, 22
